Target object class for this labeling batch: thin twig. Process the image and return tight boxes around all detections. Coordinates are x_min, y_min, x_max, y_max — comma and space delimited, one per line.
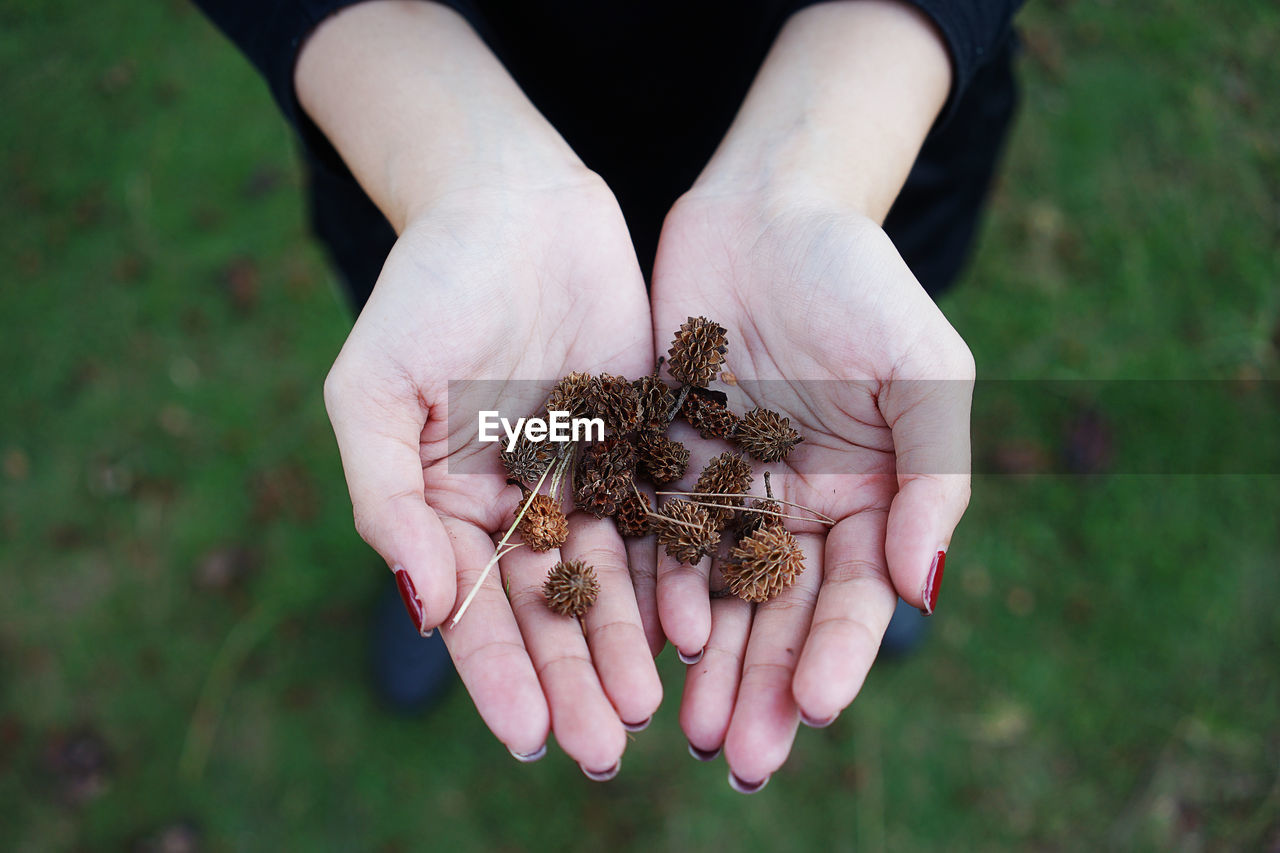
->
452, 461, 553, 627
673, 498, 836, 527
644, 510, 707, 533
656, 489, 837, 524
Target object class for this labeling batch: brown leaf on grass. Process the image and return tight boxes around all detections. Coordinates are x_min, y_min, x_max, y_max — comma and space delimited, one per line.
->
219, 256, 260, 316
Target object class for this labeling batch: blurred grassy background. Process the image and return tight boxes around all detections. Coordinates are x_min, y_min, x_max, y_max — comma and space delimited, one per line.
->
1, 0, 1277, 850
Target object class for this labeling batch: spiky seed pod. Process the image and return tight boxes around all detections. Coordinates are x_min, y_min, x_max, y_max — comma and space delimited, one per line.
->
516, 492, 569, 552
636, 432, 690, 485
500, 432, 555, 485
667, 316, 728, 387
734, 407, 803, 462
574, 469, 632, 518
543, 559, 600, 617
545, 371, 594, 418
579, 435, 637, 479
614, 489, 652, 538
694, 452, 754, 530
652, 499, 720, 565
587, 374, 640, 434
737, 498, 782, 537
680, 391, 740, 440
722, 524, 805, 603
633, 375, 676, 433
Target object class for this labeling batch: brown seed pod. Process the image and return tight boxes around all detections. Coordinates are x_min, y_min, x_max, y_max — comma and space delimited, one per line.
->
545, 371, 594, 418
680, 390, 740, 440
734, 407, 803, 463
614, 489, 652, 537
633, 375, 676, 433
694, 451, 754, 529
578, 435, 637, 479
651, 499, 720, 565
543, 559, 600, 617
667, 316, 728, 387
574, 469, 632, 518
499, 432, 555, 485
722, 524, 805, 603
636, 432, 689, 485
737, 498, 783, 537
516, 492, 569, 552
587, 373, 640, 434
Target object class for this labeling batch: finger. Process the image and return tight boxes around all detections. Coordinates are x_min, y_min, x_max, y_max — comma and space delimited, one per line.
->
623, 480, 665, 656
792, 510, 898, 723
563, 514, 663, 729
722, 532, 824, 789
324, 367, 457, 629
679, 567, 753, 757
500, 537, 627, 776
657, 547, 713, 663
878, 348, 973, 614
438, 517, 549, 758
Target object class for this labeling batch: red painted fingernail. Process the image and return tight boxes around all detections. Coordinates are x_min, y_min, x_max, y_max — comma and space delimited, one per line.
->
394, 567, 431, 636
921, 550, 946, 616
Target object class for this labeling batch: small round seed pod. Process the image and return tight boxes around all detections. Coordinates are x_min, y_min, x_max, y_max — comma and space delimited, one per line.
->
633, 375, 676, 433
587, 373, 641, 434
737, 498, 782, 538
680, 391, 739, 440
500, 432, 555, 486
614, 489, 652, 538
516, 492, 569, 552
652, 499, 720, 565
545, 371, 594, 418
722, 524, 805, 603
574, 469, 632, 518
543, 559, 600, 617
667, 316, 728, 387
636, 432, 689, 485
694, 451, 754, 530
733, 407, 803, 463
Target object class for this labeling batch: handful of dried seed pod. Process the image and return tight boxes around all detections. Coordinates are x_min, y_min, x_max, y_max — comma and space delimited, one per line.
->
454, 316, 822, 627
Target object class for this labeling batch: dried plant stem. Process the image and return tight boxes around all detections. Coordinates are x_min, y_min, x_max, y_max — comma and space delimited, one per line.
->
549, 443, 576, 503
673, 498, 835, 527
644, 510, 708, 534
667, 384, 691, 424
452, 460, 553, 627
656, 489, 836, 524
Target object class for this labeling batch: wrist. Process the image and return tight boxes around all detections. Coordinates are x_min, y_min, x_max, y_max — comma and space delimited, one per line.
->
690, 0, 951, 223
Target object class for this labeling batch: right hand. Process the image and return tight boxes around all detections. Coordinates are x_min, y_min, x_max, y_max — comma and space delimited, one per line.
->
323, 171, 662, 776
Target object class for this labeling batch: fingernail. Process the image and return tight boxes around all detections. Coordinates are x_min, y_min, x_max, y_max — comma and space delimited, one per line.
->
677, 647, 704, 665
920, 550, 946, 616
580, 760, 620, 782
800, 711, 837, 729
394, 566, 431, 636
623, 716, 652, 733
688, 742, 721, 762
728, 771, 770, 794
509, 744, 546, 763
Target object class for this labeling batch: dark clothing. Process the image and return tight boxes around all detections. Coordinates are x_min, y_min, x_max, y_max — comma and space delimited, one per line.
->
194, 0, 1021, 308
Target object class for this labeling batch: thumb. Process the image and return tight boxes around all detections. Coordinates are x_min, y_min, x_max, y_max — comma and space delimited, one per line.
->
878, 336, 974, 615
324, 366, 457, 633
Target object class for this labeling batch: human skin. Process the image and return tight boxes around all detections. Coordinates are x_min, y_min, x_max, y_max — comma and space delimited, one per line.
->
296, 0, 975, 789
650, 1, 974, 790
296, 0, 662, 778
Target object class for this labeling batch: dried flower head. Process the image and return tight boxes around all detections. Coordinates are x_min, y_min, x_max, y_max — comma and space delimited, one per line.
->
499, 432, 555, 485
667, 316, 728, 387
516, 492, 569, 552
636, 432, 689, 485
633, 375, 676, 433
614, 489, 652, 538
543, 559, 600, 617
573, 437, 636, 517
680, 390, 739, 440
694, 452, 754, 529
722, 524, 805, 602
737, 498, 782, 537
588, 373, 641, 434
651, 499, 720, 565
545, 371, 594, 418
734, 407, 803, 462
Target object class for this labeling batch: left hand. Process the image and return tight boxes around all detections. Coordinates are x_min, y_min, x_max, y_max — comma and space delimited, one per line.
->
650, 187, 975, 789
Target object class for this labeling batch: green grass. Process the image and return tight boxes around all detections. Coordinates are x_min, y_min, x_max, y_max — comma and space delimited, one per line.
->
2, 1, 1277, 850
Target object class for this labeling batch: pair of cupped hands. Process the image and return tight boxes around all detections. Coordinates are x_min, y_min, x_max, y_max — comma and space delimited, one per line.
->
322, 167, 974, 790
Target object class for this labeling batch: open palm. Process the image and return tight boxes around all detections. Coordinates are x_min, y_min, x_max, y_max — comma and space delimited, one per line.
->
324, 178, 661, 776
651, 193, 974, 788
